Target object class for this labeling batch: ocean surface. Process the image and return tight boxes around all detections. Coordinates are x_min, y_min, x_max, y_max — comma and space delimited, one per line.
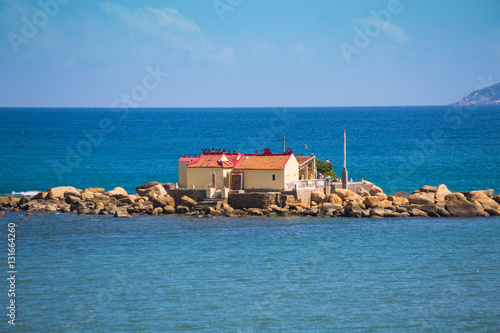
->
1, 212, 500, 331
1, 106, 500, 331
0, 106, 499, 195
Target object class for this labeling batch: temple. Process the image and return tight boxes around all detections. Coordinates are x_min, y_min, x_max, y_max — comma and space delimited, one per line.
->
178, 147, 316, 191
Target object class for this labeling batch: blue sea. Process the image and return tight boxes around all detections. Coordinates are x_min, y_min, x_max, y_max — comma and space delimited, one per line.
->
1, 106, 500, 331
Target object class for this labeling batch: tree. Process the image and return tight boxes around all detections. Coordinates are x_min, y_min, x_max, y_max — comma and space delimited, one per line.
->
315, 158, 338, 179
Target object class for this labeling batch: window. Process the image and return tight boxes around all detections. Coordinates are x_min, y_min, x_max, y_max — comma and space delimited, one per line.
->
272, 175, 276, 181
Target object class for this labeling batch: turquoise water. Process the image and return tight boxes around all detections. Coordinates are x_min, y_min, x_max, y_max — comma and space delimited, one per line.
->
2, 211, 499, 331
0, 106, 499, 195
1, 106, 499, 331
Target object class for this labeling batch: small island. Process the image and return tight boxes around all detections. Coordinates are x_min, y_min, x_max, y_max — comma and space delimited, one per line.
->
1, 145, 499, 219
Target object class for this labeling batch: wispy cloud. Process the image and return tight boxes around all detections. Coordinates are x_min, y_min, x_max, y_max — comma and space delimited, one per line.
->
145, 6, 201, 34
206, 48, 239, 66
353, 17, 410, 43
99, 2, 209, 59
289, 41, 305, 55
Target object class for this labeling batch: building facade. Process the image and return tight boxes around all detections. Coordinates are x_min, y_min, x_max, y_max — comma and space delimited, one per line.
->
178, 148, 316, 190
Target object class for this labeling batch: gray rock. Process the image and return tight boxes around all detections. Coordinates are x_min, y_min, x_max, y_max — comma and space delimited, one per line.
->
410, 208, 429, 217
175, 206, 190, 214
114, 209, 131, 218
345, 202, 363, 217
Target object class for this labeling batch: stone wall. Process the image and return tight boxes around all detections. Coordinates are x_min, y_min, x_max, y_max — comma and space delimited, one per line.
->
171, 189, 208, 203
228, 192, 282, 209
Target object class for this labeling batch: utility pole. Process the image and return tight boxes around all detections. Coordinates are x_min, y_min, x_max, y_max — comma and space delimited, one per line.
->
282, 134, 285, 154
342, 130, 348, 189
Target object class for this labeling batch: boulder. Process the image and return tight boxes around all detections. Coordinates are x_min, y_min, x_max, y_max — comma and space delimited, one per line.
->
420, 185, 438, 193
410, 208, 429, 217
105, 204, 118, 215
163, 206, 176, 214
92, 194, 111, 205
106, 187, 128, 199
417, 205, 450, 217
268, 205, 287, 214
391, 191, 410, 199
0, 211, 5, 217
117, 196, 136, 206
152, 195, 175, 209
467, 191, 489, 202
248, 208, 264, 216
0, 196, 20, 208
445, 193, 466, 201
162, 183, 176, 192
19, 196, 31, 205
323, 193, 343, 205
84, 188, 105, 194
334, 189, 362, 205
369, 185, 384, 196
31, 192, 48, 200
65, 195, 82, 205
409, 193, 434, 205
375, 193, 388, 201
388, 196, 409, 206
378, 200, 393, 208
135, 181, 161, 193
370, 207, 386, 218
137, 184, 167, 199
175, 206, 190, 214
320, 204, 342, 216
484, 189, 494, 198
311, 192, 326, 204
363, 196, 382, 208
344, 202, 363, 217
222, 203, 234, 212
435, 184, 452, 202
114, 208, 131, 218
179, 196, 197, 208
474, 198, 500, 211
446, 200, 483, 217
357, 188, 370, 197
81, 192, 95, 201
493, 195, 500, 205
484, 208, 500, 216
152, 207, 164, 216
47, 186, 79, 200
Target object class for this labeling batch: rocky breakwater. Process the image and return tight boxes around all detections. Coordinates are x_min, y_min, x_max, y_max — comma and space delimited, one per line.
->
309, 184, 500, 218
0, 182, 499, 219
0, 182, 179, 218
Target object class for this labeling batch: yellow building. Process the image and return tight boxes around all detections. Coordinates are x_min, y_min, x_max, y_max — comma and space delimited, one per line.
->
178, 148, 314, 190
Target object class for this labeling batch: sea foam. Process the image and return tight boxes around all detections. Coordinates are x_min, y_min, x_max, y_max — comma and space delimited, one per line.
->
11, 191, 40, 197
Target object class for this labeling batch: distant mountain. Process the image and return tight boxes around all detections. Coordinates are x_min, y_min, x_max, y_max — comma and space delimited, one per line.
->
453, 82, 500, 106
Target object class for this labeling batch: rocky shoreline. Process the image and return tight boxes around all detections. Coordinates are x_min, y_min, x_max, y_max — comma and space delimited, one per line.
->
1, 181, 499, 218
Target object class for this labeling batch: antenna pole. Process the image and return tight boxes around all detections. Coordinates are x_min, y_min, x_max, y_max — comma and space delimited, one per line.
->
283, 134, 285, 154
342, 130, 348, 189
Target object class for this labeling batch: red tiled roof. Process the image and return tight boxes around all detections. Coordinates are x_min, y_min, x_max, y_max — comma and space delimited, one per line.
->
296, 156, 315, 168
179, 156, 200, 163
234, 154, 293, 170
187, 153, 241, 168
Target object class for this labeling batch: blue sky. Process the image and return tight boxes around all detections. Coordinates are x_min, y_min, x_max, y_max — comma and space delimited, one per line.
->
1, 0, 499, 107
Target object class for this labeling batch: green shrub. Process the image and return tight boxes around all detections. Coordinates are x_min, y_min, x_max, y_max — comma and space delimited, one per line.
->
316, 158, 338, 179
